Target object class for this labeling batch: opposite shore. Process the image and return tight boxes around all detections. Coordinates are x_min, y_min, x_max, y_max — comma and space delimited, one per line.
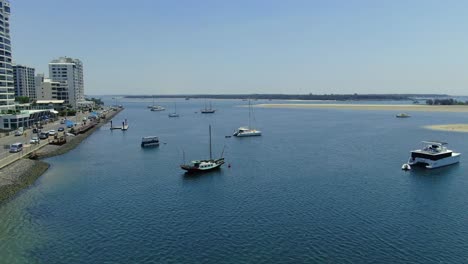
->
256, 103, 468, 133
0, 107, 124, 203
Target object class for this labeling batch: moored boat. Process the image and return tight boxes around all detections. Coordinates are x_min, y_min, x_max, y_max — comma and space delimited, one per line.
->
233, 99, 262, 137
141, 136, 159, 147
180, 125, 225, 172
201, 101, 215, 114
407, 141, 460, 169
396, 113, 410, 118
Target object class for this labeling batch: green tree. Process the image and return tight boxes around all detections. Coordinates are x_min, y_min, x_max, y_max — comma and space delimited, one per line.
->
15, 96, 30, 104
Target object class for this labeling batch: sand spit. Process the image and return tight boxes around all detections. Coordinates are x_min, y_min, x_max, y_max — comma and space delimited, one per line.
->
424, 124, 468, 133
256, 104, 468, 112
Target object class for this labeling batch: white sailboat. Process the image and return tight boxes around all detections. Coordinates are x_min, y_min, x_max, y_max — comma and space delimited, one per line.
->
180, 125, 225, 172
168, 102, 179, 117
233, 100, 262, 137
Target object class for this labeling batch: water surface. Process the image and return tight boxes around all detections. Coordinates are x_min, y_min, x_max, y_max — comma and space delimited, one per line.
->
1, 99, 467, 263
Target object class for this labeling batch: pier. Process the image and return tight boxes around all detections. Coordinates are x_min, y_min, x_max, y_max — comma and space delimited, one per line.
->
110, 119, 129, 131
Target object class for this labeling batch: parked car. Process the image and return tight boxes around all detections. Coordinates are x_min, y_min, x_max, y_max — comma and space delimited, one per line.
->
58, 127, 65, 132
9, 143, 23, 153
48, 130, 57, 136
60, 119, 65, 124
32, 128, 39, 133
14, 127, 24, 136
30, 137, 40, 144
39, 132, 49, 139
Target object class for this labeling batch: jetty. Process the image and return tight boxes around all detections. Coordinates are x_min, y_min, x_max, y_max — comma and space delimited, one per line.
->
110, 119, 129, 130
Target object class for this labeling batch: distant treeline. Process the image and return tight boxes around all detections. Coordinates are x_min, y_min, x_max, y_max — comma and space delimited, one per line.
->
126, 94, 448, 101
426, 98, 468, 105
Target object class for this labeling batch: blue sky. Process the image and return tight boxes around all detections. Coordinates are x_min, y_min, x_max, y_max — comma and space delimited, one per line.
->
10, 0, 468, 95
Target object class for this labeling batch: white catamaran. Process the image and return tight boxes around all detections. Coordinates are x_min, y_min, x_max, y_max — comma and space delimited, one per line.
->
407, 141, 460, 169
149, 96, 165, 111
233, 99, 262, 137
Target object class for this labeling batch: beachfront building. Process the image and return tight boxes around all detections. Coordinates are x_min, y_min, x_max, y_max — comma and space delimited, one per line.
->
13, 64, 35, 99
49, 57, 84, 109
0, 1, 14, 110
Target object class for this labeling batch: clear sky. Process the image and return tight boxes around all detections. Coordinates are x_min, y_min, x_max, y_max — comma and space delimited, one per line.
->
10, 0, 468, 95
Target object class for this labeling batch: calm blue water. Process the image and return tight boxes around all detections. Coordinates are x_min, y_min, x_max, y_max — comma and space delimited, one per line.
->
1, 99, 468, 263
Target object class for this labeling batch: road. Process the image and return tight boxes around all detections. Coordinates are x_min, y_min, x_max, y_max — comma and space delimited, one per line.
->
0, 111, 90, 159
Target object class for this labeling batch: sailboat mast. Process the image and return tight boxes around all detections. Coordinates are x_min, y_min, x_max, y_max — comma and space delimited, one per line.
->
248, 99, 251, 128
209, 125, 212, 159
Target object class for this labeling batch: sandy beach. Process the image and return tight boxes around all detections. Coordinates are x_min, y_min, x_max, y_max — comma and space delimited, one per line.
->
424, 124, 468, 133
255, 103, 468, 112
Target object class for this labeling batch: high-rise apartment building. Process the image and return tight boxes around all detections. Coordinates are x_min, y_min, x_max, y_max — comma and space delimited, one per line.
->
0, 1, 13, 110
49, 57, 84, 108
13, 64, 35, 99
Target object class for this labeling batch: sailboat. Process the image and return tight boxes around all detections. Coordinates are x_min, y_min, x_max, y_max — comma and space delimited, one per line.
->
233, 99, 262, 137
168, 102, 179, 117
180, 125, 225, 172
201, 101, 215, 114
149, 95, 165, 111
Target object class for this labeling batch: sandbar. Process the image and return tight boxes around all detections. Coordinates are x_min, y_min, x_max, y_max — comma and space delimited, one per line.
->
424, 124, 468, 133
255, 103, 468, 112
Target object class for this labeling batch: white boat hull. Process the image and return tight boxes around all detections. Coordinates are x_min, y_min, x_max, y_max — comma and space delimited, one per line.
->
408, 153, 460, 169
233, 131, 262, 137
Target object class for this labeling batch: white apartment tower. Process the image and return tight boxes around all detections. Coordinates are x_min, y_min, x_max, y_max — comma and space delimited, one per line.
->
0, 1, 13, 109
49, 57, 84, 108
13, 64, 35, 99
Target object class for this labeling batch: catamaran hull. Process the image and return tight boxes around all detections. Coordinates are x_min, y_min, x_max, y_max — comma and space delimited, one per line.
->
408, 153, 460, 169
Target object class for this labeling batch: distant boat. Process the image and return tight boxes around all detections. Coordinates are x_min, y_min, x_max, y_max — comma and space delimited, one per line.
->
150, 105, 165, 111
141, 136, 159, 147
168, 103, 179, 117
201, 101, 215, 114
185, 97, 190, 100
396, 113, 410, 118
180, 125, 225, 172
407, 141, 461, 169
149, 96, 165, 111
233, 100, 261, 137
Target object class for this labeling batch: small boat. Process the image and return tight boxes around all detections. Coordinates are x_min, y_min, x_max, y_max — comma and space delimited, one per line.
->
149, 96, 165, 111
150, 105, 165, 111
233, 99, 262, 137
168, 103, 179, 117
185, 97, 190, 100
401, 163, 411, 170
141, 136, 159, 147
396, 113, 410, 118
180, 125, 225, 172
407, 141, 461, 169
201, 101, 215, 114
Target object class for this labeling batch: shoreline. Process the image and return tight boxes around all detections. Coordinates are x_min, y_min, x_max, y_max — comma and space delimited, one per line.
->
255, 103, 468, 112
0, 107, 124, 204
